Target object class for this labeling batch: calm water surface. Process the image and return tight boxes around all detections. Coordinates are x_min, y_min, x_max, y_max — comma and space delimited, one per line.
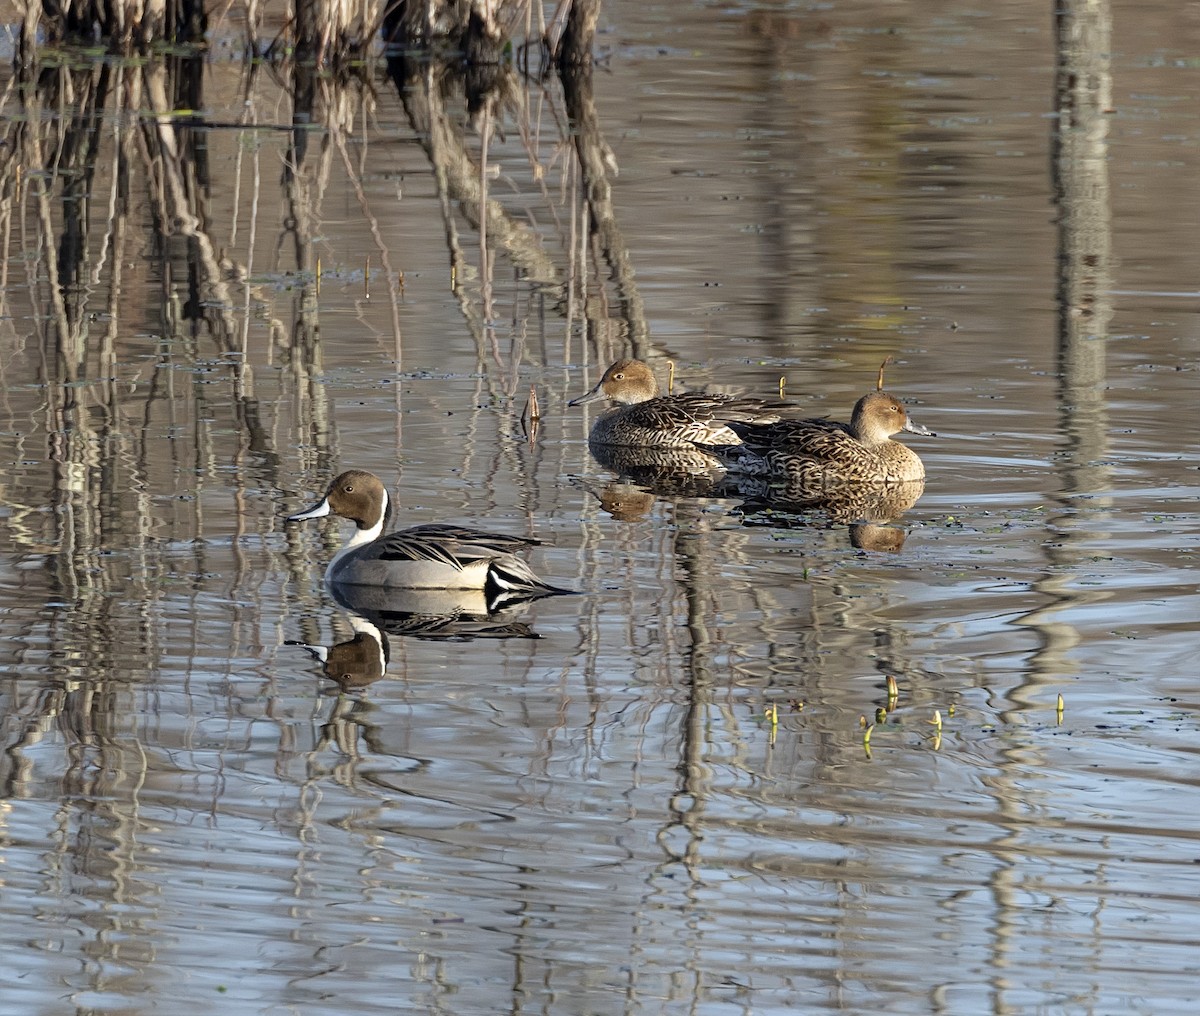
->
1, 1, 1198, 1013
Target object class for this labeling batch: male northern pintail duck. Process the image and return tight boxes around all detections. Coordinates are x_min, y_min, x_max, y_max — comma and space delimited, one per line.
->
286, 469, 571, 602
705, 363, 934, 487
568, 358, 797, 448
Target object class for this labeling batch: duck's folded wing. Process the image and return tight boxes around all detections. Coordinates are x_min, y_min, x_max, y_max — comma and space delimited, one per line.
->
729, 417, 854, 460
658, 392, 795, 427
371, 524, 540, 569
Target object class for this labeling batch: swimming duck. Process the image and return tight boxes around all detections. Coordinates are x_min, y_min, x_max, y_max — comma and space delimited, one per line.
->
286, 469, 571, 603
706, 366, 934, 487
568, 358, 796, 448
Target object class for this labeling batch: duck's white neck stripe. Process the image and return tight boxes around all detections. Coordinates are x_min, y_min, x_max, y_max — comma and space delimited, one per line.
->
327, 489, 388, 581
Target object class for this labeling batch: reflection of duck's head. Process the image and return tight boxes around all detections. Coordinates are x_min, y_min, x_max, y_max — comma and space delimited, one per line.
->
289, 613, 389, 691
589, 482, 657, 522
322, 630, 389, 689
569, 359, 659, 407
849, 522, 909, 553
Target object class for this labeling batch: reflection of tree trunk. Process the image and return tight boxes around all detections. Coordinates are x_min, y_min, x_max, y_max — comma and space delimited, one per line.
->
141, 60, 236, 337
1053, 0, 1113, 484
1009, 0, 1114, 675
559, 62, 649, 358
17, 2, 40, 70
998, 7, 1113, 969
746, 13, 818, 343
554, 0, 600, 67
384, 0, 516, 63
659, 507, 720, 878
1009, 2, 1115, 691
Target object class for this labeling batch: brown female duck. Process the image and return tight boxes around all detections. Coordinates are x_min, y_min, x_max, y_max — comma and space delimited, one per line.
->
706, 362, 934, 487
568, 358, 797, 448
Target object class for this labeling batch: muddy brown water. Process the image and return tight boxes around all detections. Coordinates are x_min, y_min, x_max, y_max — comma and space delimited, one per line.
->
1, 1, 1197, 1012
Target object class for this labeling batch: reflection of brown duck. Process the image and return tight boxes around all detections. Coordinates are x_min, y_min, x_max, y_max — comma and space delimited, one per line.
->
586, 481, 657, 522
584, 441, 735, 499
735, 479, 925, 552
850, 523, 909, 552
569, 358, 798, 448
734, 477, 925, 523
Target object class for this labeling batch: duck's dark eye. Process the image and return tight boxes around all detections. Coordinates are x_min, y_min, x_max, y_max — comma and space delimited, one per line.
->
613, 372, 624, 380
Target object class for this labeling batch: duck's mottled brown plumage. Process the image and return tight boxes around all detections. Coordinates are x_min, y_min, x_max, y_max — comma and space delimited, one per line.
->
569, 358, 799, 448
707, 390, 933, 487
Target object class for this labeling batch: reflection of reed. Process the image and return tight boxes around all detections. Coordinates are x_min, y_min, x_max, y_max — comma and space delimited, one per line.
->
0, 55, 302, 518
660, 507, 721, 877
0, 54, 322, 802
559, 62, 649, 358
385, 53, 651, 380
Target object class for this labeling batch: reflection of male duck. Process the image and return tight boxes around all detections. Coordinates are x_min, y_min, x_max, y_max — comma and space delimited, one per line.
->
287, 612, 396, 759
328, 584, 544, 641
290, 588, 547, 689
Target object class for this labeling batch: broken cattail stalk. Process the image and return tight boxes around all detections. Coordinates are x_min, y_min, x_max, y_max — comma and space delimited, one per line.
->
520, 385, 541, 442
876, 355, 894, 391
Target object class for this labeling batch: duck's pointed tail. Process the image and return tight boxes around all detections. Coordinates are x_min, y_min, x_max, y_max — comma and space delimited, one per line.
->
486, 558, 576, 612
